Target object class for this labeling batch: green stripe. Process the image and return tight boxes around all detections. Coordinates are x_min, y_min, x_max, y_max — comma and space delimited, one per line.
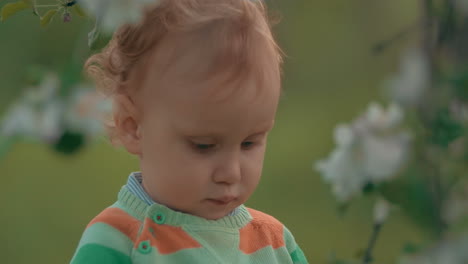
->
74, 222, 134, 257
71, 243, 132, 264
283, 225, 309, 263
290, 246, 308, 263
283, 225, 297, 253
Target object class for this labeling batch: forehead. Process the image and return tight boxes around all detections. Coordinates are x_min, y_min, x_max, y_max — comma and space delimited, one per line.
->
147, 74, 280, 136
137, 24, 282, 101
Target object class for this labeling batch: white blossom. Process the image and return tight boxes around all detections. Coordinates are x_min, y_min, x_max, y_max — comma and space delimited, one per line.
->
0, 73, 63, 143
361, 132, 410, 181
0, 73, 111, 145
64, 85, 112, 138
1, 101, 38, 138
315, 102, 411, 202
37, 99, 64, 143
383, 47, 430, 107
365, 103, 404, 131
315, 144, 368, 202
78, 0, 159, 33
24, 72, 60, 104
373, 197, 391, 225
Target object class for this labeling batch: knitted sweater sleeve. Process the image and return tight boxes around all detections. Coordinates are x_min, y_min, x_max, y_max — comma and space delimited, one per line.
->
284, 225, 309, 263
70, 207, 141, 264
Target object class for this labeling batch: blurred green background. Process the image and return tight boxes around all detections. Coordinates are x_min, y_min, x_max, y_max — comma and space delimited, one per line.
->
0, 0, 428, 263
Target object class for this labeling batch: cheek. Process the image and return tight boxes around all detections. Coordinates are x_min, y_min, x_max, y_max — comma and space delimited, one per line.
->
143, 137, 212, 184
242, 146, 267, 187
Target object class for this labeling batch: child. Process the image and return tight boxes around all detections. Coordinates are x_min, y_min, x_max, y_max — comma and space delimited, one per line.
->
71, 0, 308, 263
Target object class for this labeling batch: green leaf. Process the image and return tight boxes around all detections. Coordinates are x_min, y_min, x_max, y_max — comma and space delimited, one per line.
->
25, 65, 48, 86
72, 4, 88, 18
450, 71, 468, 101
1, 1, 30, 22
59, 62, 83, 97
378, 167, 439, 236
40, 9, 58, 27
362, 181, 376, 195
22, 0, 39, 16
53, 130, 85, 155
402, 242, 421, 255
429, 108, 464, 148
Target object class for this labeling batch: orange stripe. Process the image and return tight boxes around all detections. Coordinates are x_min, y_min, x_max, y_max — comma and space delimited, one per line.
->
239, 208, 285, 254
136, 218, 202, 254
87, 207, 140, 242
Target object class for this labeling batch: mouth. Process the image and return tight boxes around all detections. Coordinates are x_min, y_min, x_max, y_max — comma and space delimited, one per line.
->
206, 197, 237, 206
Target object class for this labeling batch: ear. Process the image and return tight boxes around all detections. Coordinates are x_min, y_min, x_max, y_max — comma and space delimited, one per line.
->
113, 94, 142, 156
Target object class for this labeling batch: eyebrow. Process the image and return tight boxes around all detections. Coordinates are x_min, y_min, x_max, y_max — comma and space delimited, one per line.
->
179, 120, 275, 139
247, 131, 269, 137
188, 130, 268, 140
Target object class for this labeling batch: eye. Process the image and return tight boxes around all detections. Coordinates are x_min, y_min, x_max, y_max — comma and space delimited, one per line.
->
241, 141, 255, 149
193, 143, 215, 151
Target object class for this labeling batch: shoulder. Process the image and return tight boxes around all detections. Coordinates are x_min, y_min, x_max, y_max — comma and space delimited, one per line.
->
238, 207, 286, 254
86, 206, 141, 241
242, 207, 308, 263
244, 207, 284, 233
70, 206, 142, 264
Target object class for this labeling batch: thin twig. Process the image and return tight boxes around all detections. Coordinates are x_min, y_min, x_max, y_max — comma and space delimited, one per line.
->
32, 0, 40, 16
372, 20, 422, 55
35, 5, 60, 8
362, 223, 383, 264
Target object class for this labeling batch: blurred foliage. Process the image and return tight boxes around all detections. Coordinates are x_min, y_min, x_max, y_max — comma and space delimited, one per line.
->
0, 0, 428, 263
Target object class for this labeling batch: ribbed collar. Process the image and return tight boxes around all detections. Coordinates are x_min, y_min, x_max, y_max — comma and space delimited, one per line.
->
117, 185, 253, 229
126, 171, 241, 216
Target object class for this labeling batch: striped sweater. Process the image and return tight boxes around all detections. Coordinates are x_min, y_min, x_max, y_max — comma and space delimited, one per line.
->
70, 185, 309, 263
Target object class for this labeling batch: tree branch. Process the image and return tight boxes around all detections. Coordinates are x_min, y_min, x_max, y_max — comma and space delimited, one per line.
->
362, 223, 383, 264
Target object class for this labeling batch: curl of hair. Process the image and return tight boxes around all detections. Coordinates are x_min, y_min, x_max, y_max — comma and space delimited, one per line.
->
84, 0, 284, 147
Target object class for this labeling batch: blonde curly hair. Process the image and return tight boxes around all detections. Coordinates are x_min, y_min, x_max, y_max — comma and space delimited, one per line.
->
84, 0, 284, 147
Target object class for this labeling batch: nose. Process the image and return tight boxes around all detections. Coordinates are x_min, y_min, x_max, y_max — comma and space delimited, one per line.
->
212, 150, 242, 185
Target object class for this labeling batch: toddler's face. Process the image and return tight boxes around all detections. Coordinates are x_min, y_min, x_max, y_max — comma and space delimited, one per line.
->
136, 71, 280, 220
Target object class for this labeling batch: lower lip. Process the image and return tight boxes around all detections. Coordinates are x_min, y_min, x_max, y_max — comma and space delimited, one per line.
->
207, 199, 233, 206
